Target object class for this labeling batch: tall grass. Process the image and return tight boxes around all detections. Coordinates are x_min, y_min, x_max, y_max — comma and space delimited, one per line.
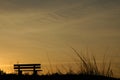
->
71, 47, 113, 77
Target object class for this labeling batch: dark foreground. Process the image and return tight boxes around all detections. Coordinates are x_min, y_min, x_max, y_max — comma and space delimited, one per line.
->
0, 74, 119, 80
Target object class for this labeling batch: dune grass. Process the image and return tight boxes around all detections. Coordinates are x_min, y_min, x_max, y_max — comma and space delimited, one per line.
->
71, 47, 113, 77
0, 48, 118, 80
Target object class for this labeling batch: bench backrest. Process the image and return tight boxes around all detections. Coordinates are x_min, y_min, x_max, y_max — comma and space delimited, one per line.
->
14, 64, 41, 70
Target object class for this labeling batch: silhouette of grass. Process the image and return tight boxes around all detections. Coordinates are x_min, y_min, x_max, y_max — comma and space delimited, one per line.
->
71, 47, 113, 77
0, 48, 119, 80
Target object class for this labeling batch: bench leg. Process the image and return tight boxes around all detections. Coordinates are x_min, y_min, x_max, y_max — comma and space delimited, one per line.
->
33, 70, 37, 75
18, 70, 22, 75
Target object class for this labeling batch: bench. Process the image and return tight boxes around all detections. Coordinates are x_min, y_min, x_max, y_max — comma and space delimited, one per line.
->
14, 64, 42, 75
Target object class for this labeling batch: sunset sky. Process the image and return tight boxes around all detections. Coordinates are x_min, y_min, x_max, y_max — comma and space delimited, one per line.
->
0, 0, 120, 76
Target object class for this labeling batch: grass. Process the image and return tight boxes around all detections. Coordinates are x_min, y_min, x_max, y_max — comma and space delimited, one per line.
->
71, 47, 113, 77
0, 48, 119, 80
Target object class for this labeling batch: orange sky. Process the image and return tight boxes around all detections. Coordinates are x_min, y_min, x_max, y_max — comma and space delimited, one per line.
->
0, 0, 120, 77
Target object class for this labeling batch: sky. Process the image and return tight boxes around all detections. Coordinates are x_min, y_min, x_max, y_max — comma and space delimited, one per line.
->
0, 0, 120, 76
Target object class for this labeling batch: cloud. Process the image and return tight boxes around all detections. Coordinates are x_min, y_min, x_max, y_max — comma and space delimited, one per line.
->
0, 0, 80, 13
0, 0, 119, 13
0, 0, 120, 49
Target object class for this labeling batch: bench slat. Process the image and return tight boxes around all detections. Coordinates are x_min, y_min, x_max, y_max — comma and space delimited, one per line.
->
14, 64, 40, 66
14, 67, 40, 69
15, 70, 42, 71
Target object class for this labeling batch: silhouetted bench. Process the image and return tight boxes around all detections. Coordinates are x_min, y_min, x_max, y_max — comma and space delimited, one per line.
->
14, 64, 42, 75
